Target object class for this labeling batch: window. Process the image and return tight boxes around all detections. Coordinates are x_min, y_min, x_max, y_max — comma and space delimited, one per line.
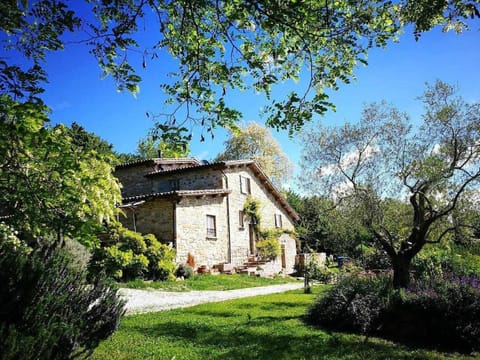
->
240, 175, 251, 194
169, 179, 180, 190
206, 215, 217, 238
238, 210, 245, 230
275, 214, 283, 228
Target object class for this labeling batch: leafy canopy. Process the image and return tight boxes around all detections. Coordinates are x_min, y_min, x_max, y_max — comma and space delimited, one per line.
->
0, 95, 121, 246
285, 191, 373, 255
1, 1, 478, 139
0, 0, 480, 139
2, 0, 464, 139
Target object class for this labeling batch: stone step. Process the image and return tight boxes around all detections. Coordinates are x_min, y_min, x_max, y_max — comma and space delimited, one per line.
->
245, 260, 268, 266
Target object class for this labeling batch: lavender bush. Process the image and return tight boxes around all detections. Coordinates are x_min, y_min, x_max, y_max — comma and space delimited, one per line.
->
307, 272, 480, 352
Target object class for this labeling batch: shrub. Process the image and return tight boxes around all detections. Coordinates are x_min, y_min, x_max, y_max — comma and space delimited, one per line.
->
359, 246, 391, 270
381, 275, 480, 352
89, 245, 133, 280
88, 227, 176, 282
412, 247, 446, 280
175, 264, 194, 279
309, 264, 337, 284
256, 238, 280, 259
448, 246, 480, 277
306, 274, 392, 334
143, 233, 158, 247
256, 229, 283, 259
123, 253, 149, 280
152, 259, 176, 281
119, 228, 147, 253
0, 223, 125, 359
412, 244, 480, 281
144, 238, 176, 281
306, 273, 480, 352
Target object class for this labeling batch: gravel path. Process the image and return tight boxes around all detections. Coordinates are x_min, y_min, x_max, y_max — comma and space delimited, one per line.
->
120, 282, 305, 314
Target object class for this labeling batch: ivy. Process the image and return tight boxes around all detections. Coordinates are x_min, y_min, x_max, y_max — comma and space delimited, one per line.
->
243, 197, 297, 260
243, 196, 262, 232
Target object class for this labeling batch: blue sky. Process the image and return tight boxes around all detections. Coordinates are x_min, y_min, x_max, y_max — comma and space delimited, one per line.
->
31, 21, 480, 174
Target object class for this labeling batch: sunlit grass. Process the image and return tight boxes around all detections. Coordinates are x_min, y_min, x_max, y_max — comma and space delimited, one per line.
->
120, 274, 298, 292
93, 287, 475, 359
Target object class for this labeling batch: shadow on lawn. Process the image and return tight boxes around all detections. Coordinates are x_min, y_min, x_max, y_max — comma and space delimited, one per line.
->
128, 316, 430, 360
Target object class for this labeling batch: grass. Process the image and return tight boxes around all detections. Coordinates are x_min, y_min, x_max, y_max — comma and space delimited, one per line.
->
92, 286, 476, 359
120, 274, 298, 291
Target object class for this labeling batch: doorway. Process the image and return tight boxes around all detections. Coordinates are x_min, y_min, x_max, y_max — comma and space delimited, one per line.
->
249, 224, 256, 255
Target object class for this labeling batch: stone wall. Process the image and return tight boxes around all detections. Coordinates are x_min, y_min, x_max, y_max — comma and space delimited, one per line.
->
120, 198, 174, 243
295, 253, 327, 273
225, 168, 295, 231
117, 161, 298, 275
224, 167, 297, 269
151, 169, 223, 193
279, 233, 297, 274
175, 195, 229, 267
115, 158, 201, 198
115, 165, 154, 198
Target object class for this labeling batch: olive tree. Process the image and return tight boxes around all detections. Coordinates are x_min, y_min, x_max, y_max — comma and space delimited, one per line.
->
300, 81, 480, 288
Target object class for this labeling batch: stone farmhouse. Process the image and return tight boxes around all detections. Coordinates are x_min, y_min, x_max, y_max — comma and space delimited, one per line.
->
114, 157, 300, 274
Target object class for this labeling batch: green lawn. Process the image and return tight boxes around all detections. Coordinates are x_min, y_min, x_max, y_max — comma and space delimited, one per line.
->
92, 287, 475, 359
120, 274, 298, 291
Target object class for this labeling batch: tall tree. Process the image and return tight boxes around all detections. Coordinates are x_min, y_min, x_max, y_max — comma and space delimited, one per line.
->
115, 126, 191, 163
285, 190, 372, 255
215, 122, 293, 187
0, 96, 121, 246
66, 122, 116, 159
2, 1, 478, 140
300, 81, 480, 288
136, 136, 190, 159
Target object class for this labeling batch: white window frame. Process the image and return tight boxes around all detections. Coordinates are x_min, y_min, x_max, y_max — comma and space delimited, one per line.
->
206, 215, 217, 238
275, 214, 283, 228
240, 175, 251, 195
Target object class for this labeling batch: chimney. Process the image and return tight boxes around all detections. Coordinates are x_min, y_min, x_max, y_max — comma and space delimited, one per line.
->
157, 150, 163, 158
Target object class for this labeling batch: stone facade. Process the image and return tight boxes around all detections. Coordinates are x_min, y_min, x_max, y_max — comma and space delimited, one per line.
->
115, 159, 300, 274
175, 196, 229, 268
121, 198, 175, 243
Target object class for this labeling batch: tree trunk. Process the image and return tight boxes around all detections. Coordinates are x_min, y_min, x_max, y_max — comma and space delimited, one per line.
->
392, 254, 412, 289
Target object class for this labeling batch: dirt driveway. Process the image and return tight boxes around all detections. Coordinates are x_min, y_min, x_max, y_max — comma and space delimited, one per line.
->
120, 282, 305, 314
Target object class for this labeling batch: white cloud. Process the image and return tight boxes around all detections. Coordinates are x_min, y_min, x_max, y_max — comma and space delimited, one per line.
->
317, 144, 379, 177
331, 180, 354, 201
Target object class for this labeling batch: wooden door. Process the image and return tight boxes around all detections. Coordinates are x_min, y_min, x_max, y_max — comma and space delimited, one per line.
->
249, 224, 256, 255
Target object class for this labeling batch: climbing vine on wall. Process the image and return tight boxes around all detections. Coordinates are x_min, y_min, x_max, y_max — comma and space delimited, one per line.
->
242, 197, 297, 260
243, 196, 261, 233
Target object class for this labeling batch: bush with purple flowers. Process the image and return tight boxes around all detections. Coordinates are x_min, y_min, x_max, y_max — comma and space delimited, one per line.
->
306, 272, 480, 352
0, 223, 125, 359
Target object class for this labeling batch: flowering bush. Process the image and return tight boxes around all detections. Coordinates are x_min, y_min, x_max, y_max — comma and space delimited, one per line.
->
306, 272, 480, 352
0, 223, 125, 359
306, 274, 392, 334
383, 274, 480, 351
